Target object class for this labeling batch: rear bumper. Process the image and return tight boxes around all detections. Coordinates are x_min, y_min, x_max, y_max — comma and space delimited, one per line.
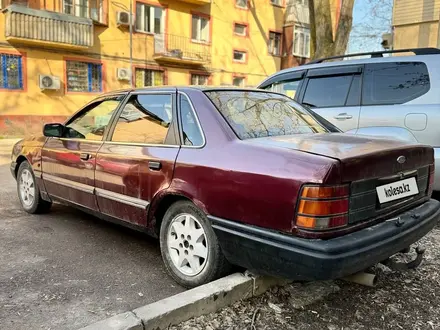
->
210, 199, 440, 281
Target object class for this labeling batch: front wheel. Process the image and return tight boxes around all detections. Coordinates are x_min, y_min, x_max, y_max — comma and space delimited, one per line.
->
17, 161, 52, 214
160, 201, 231, 288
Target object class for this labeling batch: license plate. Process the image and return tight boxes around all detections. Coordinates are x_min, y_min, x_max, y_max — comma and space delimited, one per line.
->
376, 177, 419, 204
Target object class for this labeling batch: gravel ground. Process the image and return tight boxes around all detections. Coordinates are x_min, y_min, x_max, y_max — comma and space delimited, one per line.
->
173, 226, 440, 330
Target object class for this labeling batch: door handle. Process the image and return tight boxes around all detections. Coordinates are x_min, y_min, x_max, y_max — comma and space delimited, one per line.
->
80, 153, 90, 161
148, 161, 162, 171
334, 113, 353, 120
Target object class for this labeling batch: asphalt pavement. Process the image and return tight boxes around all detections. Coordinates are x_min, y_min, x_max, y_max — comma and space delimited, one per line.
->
0, 157, 184, 329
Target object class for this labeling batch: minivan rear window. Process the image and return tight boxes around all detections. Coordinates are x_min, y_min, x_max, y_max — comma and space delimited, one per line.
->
205, 91, 327, 139
362, 62, 430, 106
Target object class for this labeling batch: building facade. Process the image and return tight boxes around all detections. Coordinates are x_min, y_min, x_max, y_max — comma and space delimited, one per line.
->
0, 0, 287, 135
392, 0, 440, 50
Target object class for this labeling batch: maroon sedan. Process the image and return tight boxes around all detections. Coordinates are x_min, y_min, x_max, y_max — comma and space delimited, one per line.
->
10, 87, 440, 288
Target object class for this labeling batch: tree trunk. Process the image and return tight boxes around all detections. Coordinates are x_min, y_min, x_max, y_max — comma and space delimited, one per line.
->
309, 0, 355, 60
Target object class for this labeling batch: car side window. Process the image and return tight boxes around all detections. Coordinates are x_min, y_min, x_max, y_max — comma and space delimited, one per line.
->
179, 95, 204, 146
64, 96, 123, 140
111, 94, 173, 144
362, 62, 430, 106
267, 79, 302, 99
302, 75, 353, 108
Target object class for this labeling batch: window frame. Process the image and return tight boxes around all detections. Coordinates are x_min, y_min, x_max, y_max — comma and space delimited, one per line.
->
296, 66, 363, 109
135, 2, 166, 35
268, 30, 282, 56
65, 58, 104, 94
0, 52, 25, 92
190, 72, 210, 85
232, 75, 246, 87
133, 66, 166, 87
361, 62, 431, 106
105, 91, 180, 147
235, 0, 248, 9
233, 49, 247, 64
293, 25, 310, 58
295, 0, 308, 5
191, 12, 211, 43
233, 22, 249, 37
177, 92, 206, 148
60, 94, 127, 141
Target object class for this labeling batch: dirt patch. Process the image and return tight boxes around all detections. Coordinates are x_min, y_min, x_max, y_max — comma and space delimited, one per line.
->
173, 227, 440, 330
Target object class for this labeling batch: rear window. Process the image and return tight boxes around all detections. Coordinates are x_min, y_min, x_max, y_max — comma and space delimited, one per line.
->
205, 91, 327, 140
362, 62, 430, 106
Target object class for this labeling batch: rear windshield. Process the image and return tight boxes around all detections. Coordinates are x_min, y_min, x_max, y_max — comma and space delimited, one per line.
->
205, 90, 327, 140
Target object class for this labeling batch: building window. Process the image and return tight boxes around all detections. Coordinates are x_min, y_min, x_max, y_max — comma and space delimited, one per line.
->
66, 61, 102, 93
295, 0, 308, 5
192, 14, 210, 42
135, 3, 165, 34
135, 68, 164, 87
63, 0, 89, 18
90, 0, 104, 23
233, 50, 247, 63
191, 74, 209, 86
235, 0, 247, 8
293, 25, 310, 58
0, 54, 23, 90
232, 76, 245, 87
234, 23, 248, 36
268, 31, 282, 56
270, 0, 282, 6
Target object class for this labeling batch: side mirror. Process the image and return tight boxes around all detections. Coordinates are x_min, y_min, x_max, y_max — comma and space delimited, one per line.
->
43, 123, 64, 138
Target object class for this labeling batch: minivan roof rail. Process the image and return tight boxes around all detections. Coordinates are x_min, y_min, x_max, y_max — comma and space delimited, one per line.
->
306, 48, 440, 65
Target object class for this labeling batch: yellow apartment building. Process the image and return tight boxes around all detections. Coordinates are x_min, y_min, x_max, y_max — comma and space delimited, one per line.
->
392, 0, 440, 50
0, 0, 288, 135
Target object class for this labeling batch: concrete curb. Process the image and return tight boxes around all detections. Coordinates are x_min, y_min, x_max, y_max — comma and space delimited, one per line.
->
79, 272, 290, 330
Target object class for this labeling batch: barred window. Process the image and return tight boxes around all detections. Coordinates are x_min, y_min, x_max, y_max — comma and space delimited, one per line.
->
135, 68, 164, 87
66, 61, 102, 93
268, 31, 282, 56
0, 54, 23, 90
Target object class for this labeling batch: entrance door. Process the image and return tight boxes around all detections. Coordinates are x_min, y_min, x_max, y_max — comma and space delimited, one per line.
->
41, 95, 125, 210
94, 91, 180, 226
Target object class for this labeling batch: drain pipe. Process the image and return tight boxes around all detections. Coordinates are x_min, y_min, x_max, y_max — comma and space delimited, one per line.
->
342, 272, 377, 287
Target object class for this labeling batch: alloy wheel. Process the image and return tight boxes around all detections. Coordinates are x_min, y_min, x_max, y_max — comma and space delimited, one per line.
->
167, 213, 208, 276
19, 169, 35, 208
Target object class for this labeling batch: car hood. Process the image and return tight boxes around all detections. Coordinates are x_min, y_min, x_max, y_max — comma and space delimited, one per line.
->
245, 133, 433, 182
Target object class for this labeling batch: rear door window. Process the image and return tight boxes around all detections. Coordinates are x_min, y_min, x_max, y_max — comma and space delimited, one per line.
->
362, 62, 430, 106
267, 79, 302, 99
302, 75, 353, 107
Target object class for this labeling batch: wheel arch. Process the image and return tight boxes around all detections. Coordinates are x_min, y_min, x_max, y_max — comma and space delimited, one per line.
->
148, 190, 208, 236
14, 155, 29, 177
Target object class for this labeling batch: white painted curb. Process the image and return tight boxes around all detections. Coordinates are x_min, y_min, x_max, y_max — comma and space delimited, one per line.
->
79, 272, 289, 330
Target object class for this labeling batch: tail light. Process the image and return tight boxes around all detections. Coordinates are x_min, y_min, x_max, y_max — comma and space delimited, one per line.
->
295, 184, 350, 230
428, 164, 435, 197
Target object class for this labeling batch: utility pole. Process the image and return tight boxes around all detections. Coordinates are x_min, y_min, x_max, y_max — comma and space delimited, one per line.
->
129, 0, 133, 88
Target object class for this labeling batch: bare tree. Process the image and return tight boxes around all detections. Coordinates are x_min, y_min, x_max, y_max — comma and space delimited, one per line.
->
309, 0, 356, 59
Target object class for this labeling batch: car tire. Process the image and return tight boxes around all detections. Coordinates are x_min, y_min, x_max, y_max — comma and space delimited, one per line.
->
160, 200, 231, 288
17, 161, 52, 214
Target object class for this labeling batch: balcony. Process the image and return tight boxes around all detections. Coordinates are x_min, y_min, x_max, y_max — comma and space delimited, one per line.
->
153, 34, 211, 66
3, 4, 93, 49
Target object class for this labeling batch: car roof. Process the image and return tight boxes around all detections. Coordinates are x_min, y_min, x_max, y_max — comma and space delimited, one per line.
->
259, 53, 440, 86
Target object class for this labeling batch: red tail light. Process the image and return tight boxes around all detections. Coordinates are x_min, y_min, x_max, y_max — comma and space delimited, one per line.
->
428, 164, 435, 197
295, 184, 349, 230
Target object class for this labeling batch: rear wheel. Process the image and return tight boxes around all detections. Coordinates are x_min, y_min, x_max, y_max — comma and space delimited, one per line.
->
17, 161, 52, 214
160, 200, 231, 288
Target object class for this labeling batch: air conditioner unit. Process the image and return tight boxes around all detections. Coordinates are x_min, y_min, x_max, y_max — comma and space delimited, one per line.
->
381, 33, 393, 50
39, 75, 60, 90
117, 11, 133, 27
117, 68, 131, 81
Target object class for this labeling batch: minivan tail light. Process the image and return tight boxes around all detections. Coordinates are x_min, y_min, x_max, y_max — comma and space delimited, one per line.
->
295, 184, 349, 230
